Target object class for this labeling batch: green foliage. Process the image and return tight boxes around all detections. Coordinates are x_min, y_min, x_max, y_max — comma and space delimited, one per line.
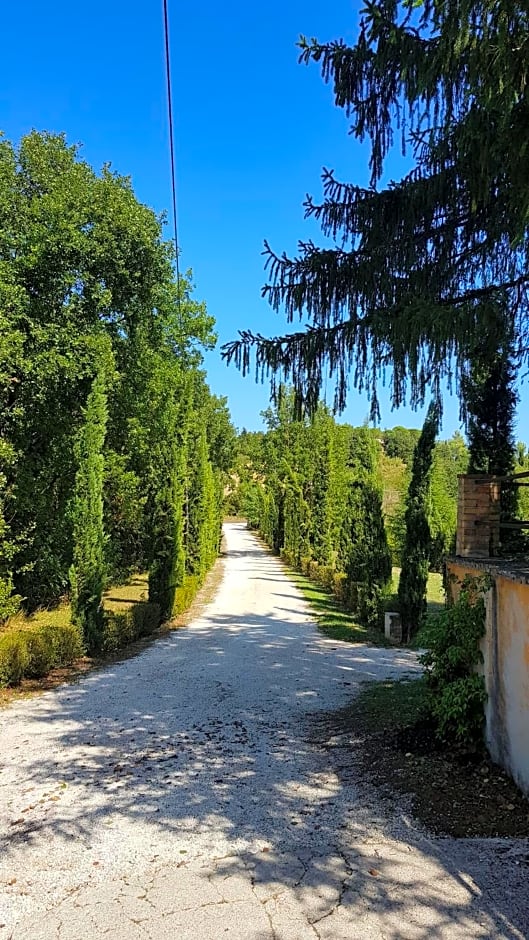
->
0, 576, 21, 625
22, 630, 55, 678
148, 443, 186, 622
382, 428, 421, 467
39, 622, 84, 667
101, 602, 161, 654
0, 131, 227, 631
380, 452, 409, 564
173, 574, 201, 616
515, 443, 529, 527
339, 479, 392, 628
186, 425, 220, 580
69, 367, 109, 652
0, 620, 83, 687
103, 452, 146, 582
398, 403, 440, 642
223, 1, 529, 427
0, 439, 20, 622
429, 433, 469, 569
235, 394, 391, 631
0, 632, 29, 687
462, 316, 521, 551
238, 480, 264, 529
464, 318, 518, 478
421, 575, 489, 745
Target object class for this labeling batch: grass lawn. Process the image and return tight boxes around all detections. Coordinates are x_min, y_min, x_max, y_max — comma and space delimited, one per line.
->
1, 573, 150, 636
390, 566, 445, 612
285, 567, 379, 645
388, 567, 445, 648
285, 562, 446, 648
1, 603, 72, 635
102, 573, 149, 613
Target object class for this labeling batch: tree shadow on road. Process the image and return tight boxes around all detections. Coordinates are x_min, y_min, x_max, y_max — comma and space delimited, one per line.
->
1, 547, 528, 938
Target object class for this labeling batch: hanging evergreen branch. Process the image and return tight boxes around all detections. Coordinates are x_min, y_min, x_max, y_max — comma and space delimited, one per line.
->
223, 1, 529, 415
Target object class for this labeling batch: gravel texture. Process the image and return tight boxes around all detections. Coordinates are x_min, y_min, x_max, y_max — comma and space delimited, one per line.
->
0, 522, 528, 939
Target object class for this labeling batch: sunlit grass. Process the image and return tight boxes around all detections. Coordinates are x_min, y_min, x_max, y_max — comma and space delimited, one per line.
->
284, 563, 445, 648
390, 567, 445, 611
102, 573, 149, 612
285, 567, 375, 644
1, 572, 150, 635
2, 603, 72, 634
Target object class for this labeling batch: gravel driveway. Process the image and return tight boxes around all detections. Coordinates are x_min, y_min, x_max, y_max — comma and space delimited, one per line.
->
1, 522, 527, 939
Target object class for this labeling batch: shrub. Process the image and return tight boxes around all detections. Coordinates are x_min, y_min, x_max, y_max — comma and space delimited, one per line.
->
40, 622, 84, 666
173, 575, 200, 615
308, 560, 320, 582
420, 574, 490, 746
398, 403, 440, 642
332, 572, 347, 601
101, 611, 135, 654
23, 629, 54, 678
0, 577, 21, 624
132, 602, 161, 637
101, 602, 161, 654
0, 633, 30, 687
431, 673, 487, 744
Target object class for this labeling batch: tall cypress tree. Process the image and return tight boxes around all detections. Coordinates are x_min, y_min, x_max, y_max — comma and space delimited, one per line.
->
398, 403, 440, 643
148, 441, 186, 622
462, 312, 520, 551
70, 367, 108, 652
338, 428, 391, 626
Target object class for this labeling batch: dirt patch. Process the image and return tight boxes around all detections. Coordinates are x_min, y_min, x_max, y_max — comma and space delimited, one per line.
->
311, 679, 529, 838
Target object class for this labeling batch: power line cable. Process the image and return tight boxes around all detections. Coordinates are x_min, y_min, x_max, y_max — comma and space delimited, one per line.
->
162, 0, 182, 304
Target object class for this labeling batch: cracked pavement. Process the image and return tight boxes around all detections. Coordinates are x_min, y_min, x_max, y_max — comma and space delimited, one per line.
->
1, 522, 528, 939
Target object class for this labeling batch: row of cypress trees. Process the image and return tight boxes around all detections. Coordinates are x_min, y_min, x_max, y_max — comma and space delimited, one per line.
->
235, 393, 393, 629
0, 132, 233, 651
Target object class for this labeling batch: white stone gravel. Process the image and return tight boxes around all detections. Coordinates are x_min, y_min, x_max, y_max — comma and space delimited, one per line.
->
0, 522, 528, 939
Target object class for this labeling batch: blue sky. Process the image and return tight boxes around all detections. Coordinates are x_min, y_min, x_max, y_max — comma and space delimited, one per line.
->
2, 1, 528, 440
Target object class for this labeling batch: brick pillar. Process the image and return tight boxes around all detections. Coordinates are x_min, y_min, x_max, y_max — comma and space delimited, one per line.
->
456, 474, 501, 557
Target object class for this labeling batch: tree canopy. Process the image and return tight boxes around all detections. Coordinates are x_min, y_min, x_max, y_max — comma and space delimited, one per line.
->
223, 1, 529, 417
0, 131, 233, 638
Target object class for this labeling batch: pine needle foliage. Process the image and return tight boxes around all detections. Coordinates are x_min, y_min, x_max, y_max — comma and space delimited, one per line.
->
223, 2, 529, 417
463, 312, 520, 550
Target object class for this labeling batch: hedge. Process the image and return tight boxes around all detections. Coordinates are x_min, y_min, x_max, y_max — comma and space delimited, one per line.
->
0, 621, 84, 688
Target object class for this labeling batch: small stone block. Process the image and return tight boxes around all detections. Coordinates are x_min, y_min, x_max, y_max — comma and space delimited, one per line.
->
384, 611, 402, 643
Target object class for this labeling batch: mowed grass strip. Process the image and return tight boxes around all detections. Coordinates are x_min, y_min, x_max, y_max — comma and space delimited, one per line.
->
284, 562, 445, 647
284, 567, 373, 644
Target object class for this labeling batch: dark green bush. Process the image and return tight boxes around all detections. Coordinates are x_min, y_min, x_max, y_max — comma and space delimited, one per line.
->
101, 602, 161, 654
420, 574, 490, 745
132, 602, 161, 637
101, 612, 135, 654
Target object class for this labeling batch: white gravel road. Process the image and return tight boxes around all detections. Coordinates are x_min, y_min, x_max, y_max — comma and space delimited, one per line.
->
1, 522, 528, 939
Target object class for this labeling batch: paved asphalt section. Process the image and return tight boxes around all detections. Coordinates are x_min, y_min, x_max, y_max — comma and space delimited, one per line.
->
1, 523, 528, 939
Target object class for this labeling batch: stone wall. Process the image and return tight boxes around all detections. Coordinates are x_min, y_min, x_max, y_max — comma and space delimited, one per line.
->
447, 559, 529, 796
